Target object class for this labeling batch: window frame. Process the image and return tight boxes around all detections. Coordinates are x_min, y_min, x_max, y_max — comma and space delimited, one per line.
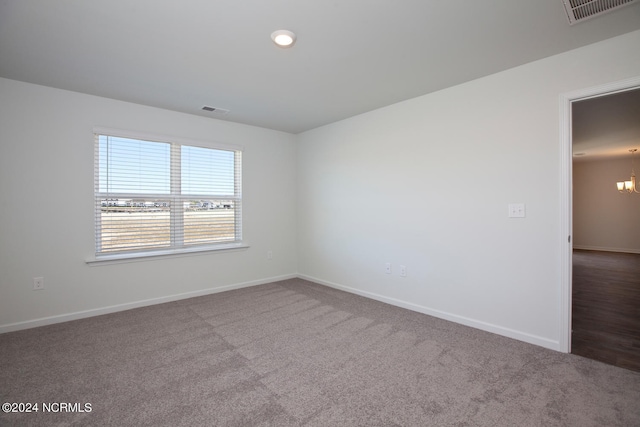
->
89, 127, 246, 264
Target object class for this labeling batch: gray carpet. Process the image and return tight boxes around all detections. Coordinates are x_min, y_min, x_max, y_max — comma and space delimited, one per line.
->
1, 278, 639, 426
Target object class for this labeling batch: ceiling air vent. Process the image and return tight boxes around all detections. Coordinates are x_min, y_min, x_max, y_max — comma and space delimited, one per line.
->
201, 106, 230, 117
561, 0, 639, 24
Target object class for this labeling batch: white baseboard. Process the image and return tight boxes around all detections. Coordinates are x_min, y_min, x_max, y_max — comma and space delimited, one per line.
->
573, 245, 640, 254
0, 273, 297, 334
1, 272, 562, 353
298, 274, 561, 352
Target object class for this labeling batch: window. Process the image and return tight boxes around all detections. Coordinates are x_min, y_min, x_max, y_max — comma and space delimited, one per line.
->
94, 128, 242, 259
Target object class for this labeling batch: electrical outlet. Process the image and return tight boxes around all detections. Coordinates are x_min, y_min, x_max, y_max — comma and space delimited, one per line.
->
508, 203, 526, 218
400, 265, 407, 277
267, 250, 273, 260
385, 263, 391, 274
33, 277, 44, 290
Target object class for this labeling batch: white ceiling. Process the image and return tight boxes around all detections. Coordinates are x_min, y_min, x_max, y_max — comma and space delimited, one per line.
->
1, 1, 639, 134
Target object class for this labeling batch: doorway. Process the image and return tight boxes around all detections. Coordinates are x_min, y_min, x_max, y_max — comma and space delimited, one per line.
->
560, 78, 640, 370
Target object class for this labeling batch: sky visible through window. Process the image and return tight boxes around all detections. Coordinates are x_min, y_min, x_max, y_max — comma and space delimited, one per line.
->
182, 144, 235, 195
98, 135, 235, 195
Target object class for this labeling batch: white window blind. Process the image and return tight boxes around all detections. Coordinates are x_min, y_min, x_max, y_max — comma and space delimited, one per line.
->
94, 130, 242, 257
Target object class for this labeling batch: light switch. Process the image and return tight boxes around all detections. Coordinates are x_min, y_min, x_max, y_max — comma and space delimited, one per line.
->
508, 203, 526, 218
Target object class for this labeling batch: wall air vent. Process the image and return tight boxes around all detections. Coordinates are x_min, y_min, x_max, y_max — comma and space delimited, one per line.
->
201, 106, 230, 117
561, 0, 639, 24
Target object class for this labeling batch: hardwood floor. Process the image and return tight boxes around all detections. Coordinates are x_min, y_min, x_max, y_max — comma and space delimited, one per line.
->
572, 249, 640, 372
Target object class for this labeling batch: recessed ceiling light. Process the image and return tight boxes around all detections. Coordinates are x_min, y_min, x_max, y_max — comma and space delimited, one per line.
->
271, 30, 296, 48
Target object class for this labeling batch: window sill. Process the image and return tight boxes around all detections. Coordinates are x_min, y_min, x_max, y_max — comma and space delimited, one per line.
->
86, 243, 249, 266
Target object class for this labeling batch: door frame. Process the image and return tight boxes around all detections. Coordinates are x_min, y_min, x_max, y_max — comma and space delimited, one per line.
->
559, 76, 640, 353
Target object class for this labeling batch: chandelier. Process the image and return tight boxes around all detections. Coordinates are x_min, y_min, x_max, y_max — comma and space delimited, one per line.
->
616, 148, 639, 194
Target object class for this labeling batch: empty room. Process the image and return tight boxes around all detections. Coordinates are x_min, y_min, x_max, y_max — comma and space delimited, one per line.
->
1, 1, 639, 426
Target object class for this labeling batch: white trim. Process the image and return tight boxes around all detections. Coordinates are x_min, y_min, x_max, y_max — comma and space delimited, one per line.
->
559, 90, 573, 354
298, 274, 560, 351
559, 75, 640, 354
86, 243, 249, 266
93, 126, 244, 152
1, 271, 562, 350
0, 273, 297, 334
170, 143, 184, 247
573, 245, 640, 254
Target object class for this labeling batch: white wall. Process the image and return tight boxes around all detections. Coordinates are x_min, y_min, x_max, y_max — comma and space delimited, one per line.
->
297, 30, 640, 350
2, 31, 640, 350
574, 157, 640, 253
0, 78, 298, 331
